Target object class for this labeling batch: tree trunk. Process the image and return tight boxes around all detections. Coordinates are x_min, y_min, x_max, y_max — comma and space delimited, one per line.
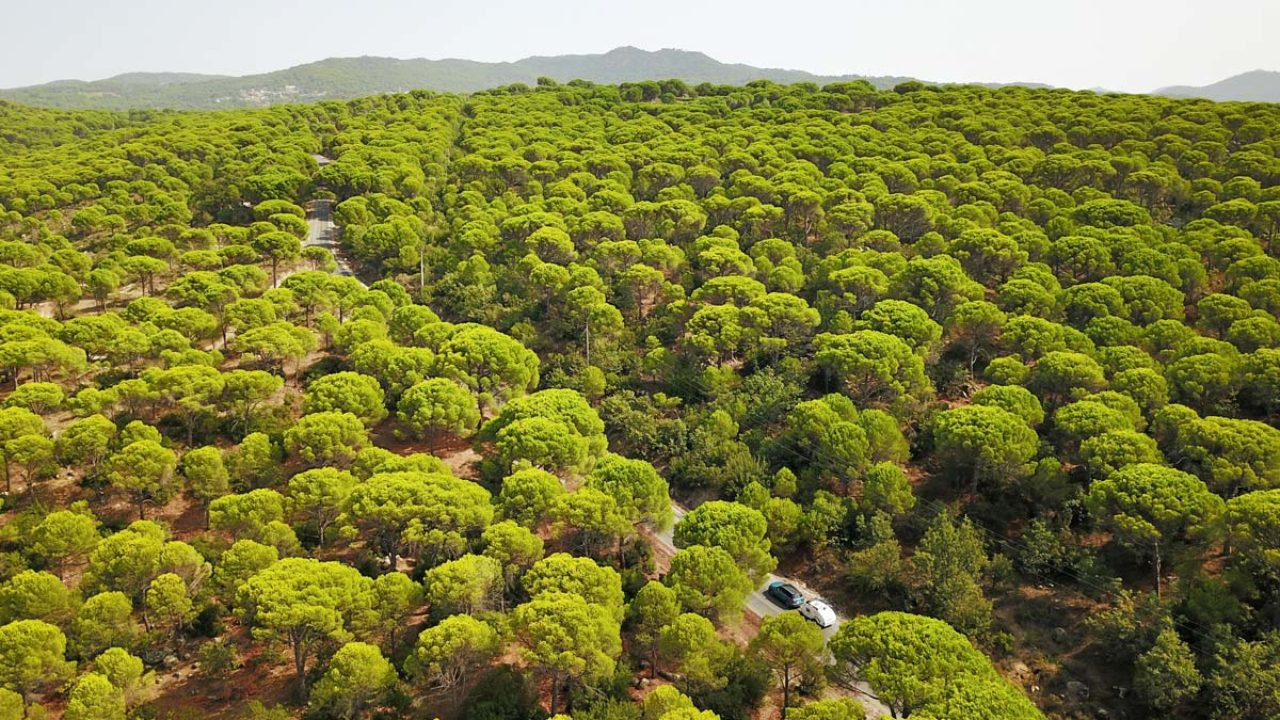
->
138, 496, 147, 521
294, 636, 309, 698
1154, 541, 1163, 599
781, 665, 790, 720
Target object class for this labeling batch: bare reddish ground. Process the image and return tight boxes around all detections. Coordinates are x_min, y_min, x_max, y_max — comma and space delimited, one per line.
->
440, 446, 482, 479
722, 610, 763, 647
149, 638, 302, 720
165, 492, 207, 537
370, 425, 482, 480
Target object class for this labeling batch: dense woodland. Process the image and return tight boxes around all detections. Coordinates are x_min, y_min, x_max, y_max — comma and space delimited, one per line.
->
0, 78, 1278, 720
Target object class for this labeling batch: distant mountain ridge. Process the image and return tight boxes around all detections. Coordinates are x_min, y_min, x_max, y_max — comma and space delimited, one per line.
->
508, 46, 900, 87
1155, 69, 1280, 103
0, 47, 976, 110
0, 47, 1273, 110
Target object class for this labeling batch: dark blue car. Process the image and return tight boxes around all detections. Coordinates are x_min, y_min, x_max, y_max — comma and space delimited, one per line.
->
765, 581, 804, 609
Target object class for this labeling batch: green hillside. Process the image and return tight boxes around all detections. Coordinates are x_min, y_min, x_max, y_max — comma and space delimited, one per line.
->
0, 47, 915, 109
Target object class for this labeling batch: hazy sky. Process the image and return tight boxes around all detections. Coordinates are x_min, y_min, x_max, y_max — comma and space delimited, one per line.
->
4, 0, 1278, 91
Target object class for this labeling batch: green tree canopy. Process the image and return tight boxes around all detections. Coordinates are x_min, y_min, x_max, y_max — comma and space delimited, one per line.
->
1086, 463, 1225, 595
235, 558, 375, 695
673, 501, 776, 584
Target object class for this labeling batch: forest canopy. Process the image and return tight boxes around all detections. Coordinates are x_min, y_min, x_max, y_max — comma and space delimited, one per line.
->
0, 78, 1277, 720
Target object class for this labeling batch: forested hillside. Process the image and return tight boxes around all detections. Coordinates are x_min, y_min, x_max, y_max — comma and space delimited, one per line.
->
0, 78, 1278, 720
0, 48, 916, 110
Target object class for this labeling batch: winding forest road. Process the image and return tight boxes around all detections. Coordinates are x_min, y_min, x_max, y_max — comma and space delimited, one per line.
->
304, 198, 363, 286
656, 504, 892, 718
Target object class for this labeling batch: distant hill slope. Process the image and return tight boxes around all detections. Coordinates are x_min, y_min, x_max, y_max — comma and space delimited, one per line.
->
511, 46, 900, 87
1155, 70, 1280, 103
9, 47, 1268, 110
0, 47, 918, 110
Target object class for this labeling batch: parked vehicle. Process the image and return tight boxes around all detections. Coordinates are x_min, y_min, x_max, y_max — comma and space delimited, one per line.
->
765, 580, 805, 609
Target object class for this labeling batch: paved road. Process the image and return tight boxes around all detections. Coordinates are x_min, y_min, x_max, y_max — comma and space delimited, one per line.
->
656, 503, 892, 718
304, 198, 362, 286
